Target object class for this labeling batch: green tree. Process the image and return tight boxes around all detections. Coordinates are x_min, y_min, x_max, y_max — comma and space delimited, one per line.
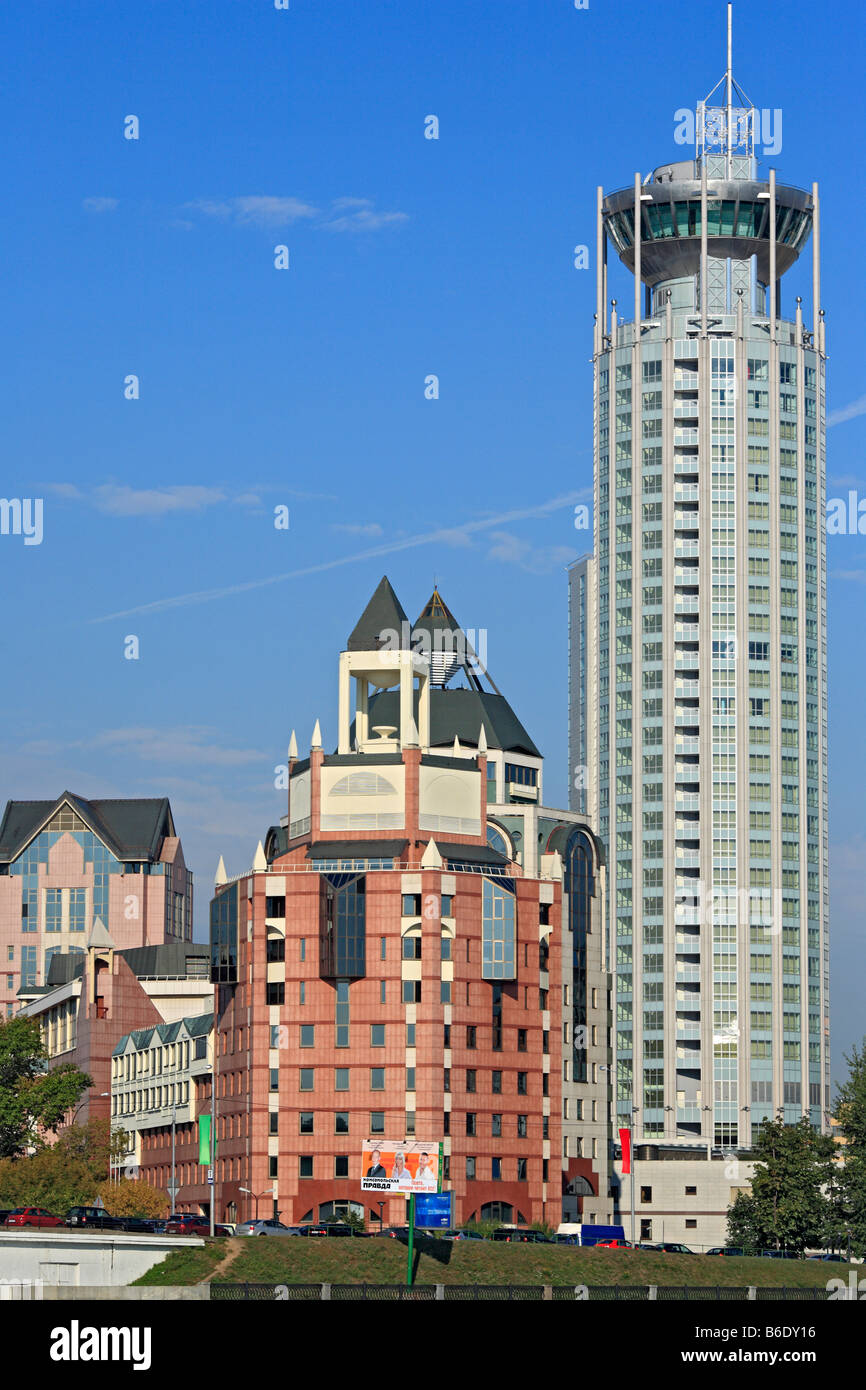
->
833, 1038, 866, 1257
0, 1118, 115, 1212
0, 1016, 92, 1159
727, 1112, 838, 1253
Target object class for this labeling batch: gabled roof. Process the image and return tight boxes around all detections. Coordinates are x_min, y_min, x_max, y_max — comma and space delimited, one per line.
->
112, 1011, 214, 1057
346, 576, 409, 651
0, 792, 176, 864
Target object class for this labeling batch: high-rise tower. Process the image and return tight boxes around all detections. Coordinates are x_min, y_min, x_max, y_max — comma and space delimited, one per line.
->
570, 5, 828, 1154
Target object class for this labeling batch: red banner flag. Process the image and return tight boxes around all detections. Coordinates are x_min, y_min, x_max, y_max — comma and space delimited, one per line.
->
619, 1127, 631, 1175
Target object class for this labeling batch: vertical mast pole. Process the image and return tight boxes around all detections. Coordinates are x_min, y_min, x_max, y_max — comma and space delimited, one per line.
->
726, 4, 733, 178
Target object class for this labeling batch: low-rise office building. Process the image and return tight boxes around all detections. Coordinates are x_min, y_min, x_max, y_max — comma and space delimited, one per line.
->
0, 791, 193, 1021
208, 580, 615, 1230
112, 1012, 213, 1197
611, 1146, 756, 1250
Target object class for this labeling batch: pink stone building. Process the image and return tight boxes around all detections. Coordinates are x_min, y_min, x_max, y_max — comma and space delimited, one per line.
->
0, 792, 193, 1018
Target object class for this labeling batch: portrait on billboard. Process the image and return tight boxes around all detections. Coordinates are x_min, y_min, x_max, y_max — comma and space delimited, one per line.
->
360, 1139, 441, 1193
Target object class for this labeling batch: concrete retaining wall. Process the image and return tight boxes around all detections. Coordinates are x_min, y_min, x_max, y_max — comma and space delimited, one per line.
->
0, 1231, 204, 1287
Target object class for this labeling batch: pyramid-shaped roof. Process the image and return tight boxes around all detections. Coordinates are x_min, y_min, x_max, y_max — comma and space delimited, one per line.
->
346, 576, 409, 651
412, 587, 499, 693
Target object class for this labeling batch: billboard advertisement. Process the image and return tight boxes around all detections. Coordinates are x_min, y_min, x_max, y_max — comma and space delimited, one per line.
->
414, 1192, 453, 1229
360, 1140, 441, 1194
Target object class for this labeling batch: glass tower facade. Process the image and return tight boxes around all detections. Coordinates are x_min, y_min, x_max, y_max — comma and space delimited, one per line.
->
571, 67, 829, 1149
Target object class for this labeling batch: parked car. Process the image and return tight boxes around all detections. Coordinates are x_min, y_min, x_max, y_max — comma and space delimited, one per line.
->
165, 1215, 232, 1236
551, 1233, 579, 1245
653, 1242, 694, 1254
759, 1248, 800, 1260
373, 1225, 409, 1239
491, 1228, 552, 1243
0, 1211, 12, 1225
5, 1207, 64, 1228
306, 1222, 354, 1237
807, 1252, 848, 1262
118, 1217, 160, 1234
594, 1238, 636, 1249
65, 1206, 125, 1231
236, 1219, 297, 1237
706, 1246, 747, 1257
446, 1229, 487, 1241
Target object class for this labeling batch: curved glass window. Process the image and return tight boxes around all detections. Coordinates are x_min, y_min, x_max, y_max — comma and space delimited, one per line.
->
482, 878, 516, 981
606, 200, 809, 252
486, 824, 511, 858
565, 830, 596, 1084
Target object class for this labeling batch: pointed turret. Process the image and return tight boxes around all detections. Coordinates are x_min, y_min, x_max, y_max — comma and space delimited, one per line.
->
215, 855, 227, 886
252, 841, 267, 871
87, 916, 115, 950
347, 576, 410, 652
311, 719, 322, 750
288, 730, 298, 760
421, 838, 443, 870
413, 586, 500, 694
478, 723, 488, 755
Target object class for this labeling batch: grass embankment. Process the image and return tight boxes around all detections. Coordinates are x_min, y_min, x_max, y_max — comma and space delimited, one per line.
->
133, 1236, 855, 1288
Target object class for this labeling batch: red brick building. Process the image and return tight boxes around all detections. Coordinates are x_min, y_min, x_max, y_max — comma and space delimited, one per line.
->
210, 581, 613, 1230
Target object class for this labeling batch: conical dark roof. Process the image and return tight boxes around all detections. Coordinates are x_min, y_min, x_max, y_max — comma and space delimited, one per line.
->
415, 586, 460, 637
347, 576, 409, 651
412, 586, 498, 693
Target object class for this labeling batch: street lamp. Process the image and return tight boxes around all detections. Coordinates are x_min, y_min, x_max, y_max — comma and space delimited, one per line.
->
377, 1200, 385, 1234
170, 1096, 177, 1217
599, 1064, 638, 1245
239, 1186, 274, 1222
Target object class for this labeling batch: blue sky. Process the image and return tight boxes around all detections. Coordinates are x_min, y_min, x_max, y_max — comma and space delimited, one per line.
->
0, 0, 863, 1085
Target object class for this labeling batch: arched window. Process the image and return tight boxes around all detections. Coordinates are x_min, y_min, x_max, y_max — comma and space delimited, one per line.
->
486, 823, 511, 858
318, 1199, 364, 1222
480, 1201, 513, 1224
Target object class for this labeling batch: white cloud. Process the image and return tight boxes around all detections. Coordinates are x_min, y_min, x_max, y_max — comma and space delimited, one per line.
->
829, 394, 866, 428
331, 522, 384, 537
486, 530, 577, 574
93, 485, 228, 517
84, 726, 265, 768
83, 197, 119, 213
322, 198, 409, 232
183, 194, 406, 233
185, 196, 319, 226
